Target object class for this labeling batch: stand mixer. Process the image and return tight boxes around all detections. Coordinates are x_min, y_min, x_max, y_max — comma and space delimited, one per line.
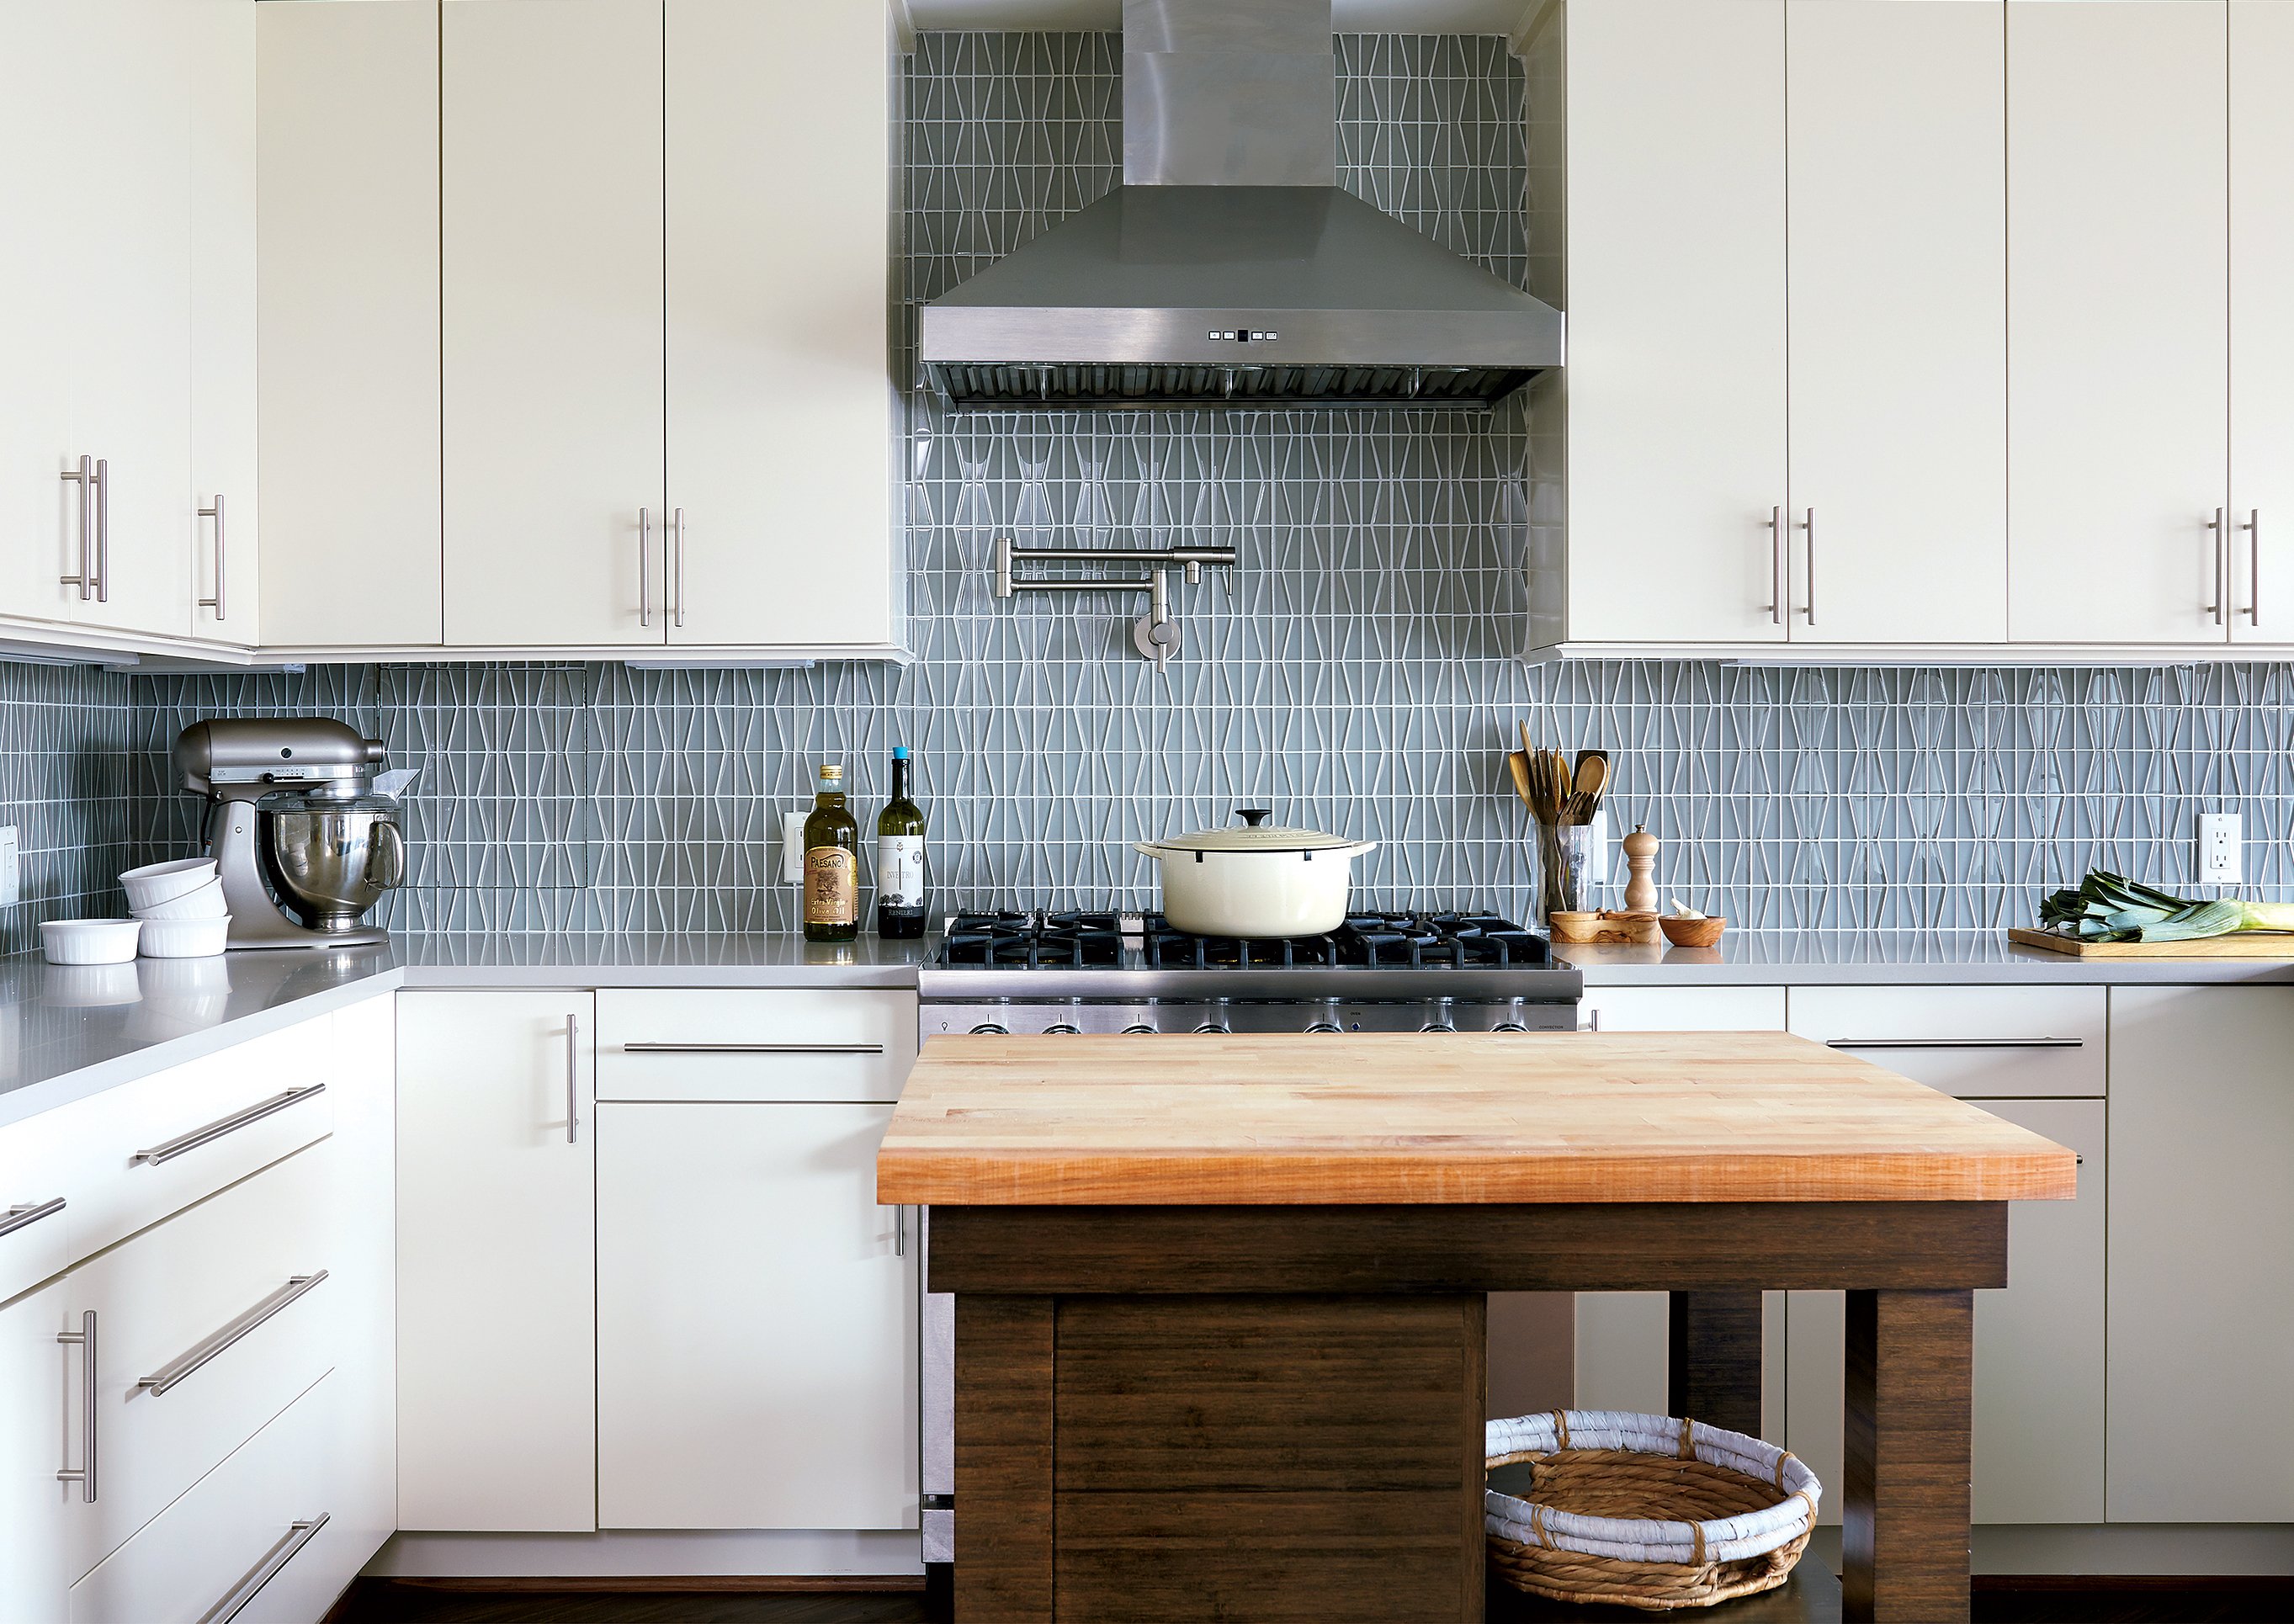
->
174, 719, 407, 949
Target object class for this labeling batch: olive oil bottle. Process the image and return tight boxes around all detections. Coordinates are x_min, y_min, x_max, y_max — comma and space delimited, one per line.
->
803, 763, 859, 942
875, 746, 927, 938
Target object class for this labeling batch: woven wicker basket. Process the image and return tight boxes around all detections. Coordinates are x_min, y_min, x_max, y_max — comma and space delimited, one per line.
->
1485, 1409, 1821, 1611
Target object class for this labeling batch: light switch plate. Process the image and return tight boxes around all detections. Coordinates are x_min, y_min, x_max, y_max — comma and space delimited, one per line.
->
2199, 812, 2243, 885
0, 825, 18, 907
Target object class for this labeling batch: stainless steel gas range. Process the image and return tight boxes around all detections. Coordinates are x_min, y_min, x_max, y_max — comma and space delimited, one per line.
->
911, 908, 1584, 1570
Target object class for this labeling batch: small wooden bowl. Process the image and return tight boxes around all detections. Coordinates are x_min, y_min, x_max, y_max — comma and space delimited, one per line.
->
1659, 915, 1726, 948
1547, 911, 1602, 943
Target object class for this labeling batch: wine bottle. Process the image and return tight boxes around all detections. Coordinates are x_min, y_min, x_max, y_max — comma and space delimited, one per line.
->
803, 763, 859, 942
875, 746, 927, 939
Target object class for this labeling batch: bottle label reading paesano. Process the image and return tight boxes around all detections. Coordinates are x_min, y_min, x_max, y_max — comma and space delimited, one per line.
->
804, 847, 857, 926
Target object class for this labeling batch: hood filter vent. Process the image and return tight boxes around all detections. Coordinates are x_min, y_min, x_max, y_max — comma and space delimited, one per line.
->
925, 361, 1536, 410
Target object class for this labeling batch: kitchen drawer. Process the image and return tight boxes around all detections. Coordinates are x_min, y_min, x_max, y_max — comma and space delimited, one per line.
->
69, 1371, 341, 1624
596, 989, 918, 1103
1, 1108, 80, 1303
1580, 986, 1787, 1032
1786, 985, 2105, 1097
59, 1140, 340, 1579
44, 1019, 333, 1263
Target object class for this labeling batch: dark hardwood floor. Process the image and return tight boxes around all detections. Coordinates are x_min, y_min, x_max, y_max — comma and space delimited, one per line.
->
334, 1574, 2294, 1624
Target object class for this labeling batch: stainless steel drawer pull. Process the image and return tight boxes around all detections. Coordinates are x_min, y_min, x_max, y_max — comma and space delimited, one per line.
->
1, 1196, 65, 1237
132, 1084, 327, 1165
672, 506, 688, 629
2243, 508, 2262, 625
56, 1309, 97, 1501
1824, 1037, 2084, 1051
1766, 505, 1784, 626
639, 508, 654, 628
94, 457, 109, 603
619, 1042, 886, 1055
2209, 507, 2228, 625
60, 455, 93, 599
195, 1512, 331, 1624
138, 1271, 329, 1396
567, 1013, 581, 1144
198, 494, 227, 620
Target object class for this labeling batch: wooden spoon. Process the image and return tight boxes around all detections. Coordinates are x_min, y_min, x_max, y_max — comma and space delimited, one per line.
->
1506, 751, 1536, 811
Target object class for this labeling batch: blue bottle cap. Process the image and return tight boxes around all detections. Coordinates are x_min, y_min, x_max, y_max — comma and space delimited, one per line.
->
892, 746, 910, 760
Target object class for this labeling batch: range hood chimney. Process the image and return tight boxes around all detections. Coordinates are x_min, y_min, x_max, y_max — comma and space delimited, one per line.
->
919, 0, 1564, 410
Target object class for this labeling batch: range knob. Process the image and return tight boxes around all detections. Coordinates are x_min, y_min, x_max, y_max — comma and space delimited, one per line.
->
1194, 998, 1233, 1035
1304, 997, 1345, 1034
1492, 996, 1530, 1033
970, 999, 1012, 1036
1419, 996, 1457, 1033
1043, 1023, 1081, 1036
1120, 1020, 1158, 1035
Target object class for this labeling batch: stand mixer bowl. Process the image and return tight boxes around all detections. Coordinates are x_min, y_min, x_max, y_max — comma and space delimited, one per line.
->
258, 789, 406, 932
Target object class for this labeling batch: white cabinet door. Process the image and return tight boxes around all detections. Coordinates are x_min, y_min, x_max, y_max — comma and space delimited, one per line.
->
257, 0, 443, 648
1572, 986, 1787, 1425
188, 0, 259, 645
0, 1278, 72, 1624
1561, 0, 1789, 645
2232, 0, 2294, 644
318, 995, 398, 1583
665, 0, 898, 650
2107, 985, 2294, 1521
1785, 0, 2005, 643
2008, 0, 2229, 645
441, 0, 665, 649
597, 1101, 919, 1530
68, 0, 198, 639
396, 990, 597, 1531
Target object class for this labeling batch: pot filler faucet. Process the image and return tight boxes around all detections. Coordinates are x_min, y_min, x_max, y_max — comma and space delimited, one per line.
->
174, 718, 406, 949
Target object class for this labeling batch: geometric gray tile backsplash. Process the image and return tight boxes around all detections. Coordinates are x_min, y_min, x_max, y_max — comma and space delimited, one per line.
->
84, 34, 2294, 937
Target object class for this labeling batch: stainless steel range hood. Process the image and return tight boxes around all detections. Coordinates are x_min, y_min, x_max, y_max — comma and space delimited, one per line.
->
918, 0, 1564, 410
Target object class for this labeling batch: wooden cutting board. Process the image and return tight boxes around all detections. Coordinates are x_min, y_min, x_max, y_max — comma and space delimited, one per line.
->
875, 1031, 2077, 1207
2009, 926, 2294, 959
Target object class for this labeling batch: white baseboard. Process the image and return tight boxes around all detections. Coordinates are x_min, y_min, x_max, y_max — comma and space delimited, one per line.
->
1803, 1523, 2294, 1578
365, 1529, 924, 1580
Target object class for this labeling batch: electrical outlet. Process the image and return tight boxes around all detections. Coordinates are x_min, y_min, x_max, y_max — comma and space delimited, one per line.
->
0, 826, 16, 908
2199, 812, 2244, 885
1586, 810, 1611, 886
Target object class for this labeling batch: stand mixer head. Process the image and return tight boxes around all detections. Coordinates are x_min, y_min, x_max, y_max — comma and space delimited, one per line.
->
174, 719, 406, 949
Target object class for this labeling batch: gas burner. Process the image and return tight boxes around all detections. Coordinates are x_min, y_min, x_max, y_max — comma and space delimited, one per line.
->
936, 908, 1553, 973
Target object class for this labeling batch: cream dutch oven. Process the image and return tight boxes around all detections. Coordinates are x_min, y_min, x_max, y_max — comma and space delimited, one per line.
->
1134, 809, 1378, 937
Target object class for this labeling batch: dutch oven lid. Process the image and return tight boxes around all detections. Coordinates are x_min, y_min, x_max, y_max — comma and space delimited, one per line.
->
1147, 809, 1369, 855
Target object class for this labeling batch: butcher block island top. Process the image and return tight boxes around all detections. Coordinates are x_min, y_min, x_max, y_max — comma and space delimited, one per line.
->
874, 1029, 2078, 1207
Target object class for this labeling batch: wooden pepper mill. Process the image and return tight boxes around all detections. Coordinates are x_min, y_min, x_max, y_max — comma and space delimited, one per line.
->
1622, 824, 1659, 914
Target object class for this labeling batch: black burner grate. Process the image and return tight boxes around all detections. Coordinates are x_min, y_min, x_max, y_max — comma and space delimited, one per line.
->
936, 910, 1550, 970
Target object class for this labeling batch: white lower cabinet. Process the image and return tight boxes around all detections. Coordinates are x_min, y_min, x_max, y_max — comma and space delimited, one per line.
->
2106, 985, 2294, 1521
1571, 987, 1787, 1424
0, 1277, 72, 1624
596, 1101, 918, 1530
396, 990, 596, 1532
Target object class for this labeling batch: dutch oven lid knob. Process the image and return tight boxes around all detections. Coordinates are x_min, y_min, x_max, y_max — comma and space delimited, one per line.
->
1235, 809, 1272, 826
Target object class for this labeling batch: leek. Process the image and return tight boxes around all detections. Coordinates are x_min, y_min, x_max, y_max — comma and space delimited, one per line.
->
2038, 870, 2294, 943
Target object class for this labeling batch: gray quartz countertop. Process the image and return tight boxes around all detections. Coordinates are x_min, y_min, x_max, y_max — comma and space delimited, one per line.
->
391, 931, 936, 989
1555, 930, 2294, 985
0, 946, 402, 1128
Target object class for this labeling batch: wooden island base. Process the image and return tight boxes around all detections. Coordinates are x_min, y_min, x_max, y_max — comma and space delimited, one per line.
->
934, 1202, 1992, 1624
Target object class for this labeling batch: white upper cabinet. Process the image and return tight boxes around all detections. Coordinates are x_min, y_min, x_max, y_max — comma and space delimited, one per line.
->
2231, 0, 2294, 643
1555, 0, 1790, 647
256, 0, 443, 649
189, 0, 260, 645
1784, 0, 2006, 643
665, 0, 900, 649
2007, 0, 2229, 645
442, 0, 666, 649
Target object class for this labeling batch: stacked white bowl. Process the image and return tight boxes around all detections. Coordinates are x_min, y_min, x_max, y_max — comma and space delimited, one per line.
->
119, 857, 231, 958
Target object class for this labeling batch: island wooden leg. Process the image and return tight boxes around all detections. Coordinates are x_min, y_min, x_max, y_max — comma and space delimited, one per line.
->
1667, 1290, 1763, 1437
956, 1296, 1055, 1624
1841, 1289, 1973, 1624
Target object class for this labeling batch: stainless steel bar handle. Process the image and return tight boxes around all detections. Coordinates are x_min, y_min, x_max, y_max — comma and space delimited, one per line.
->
60, 455, 93, 599
1579, 1008, 1601, 1032
136, 1272, 329, 1396
198, 495, 226, 620
132, 1084, 327, 1166
672, 507, 688, 629
194, 1512, 331, 1624
1824, 1037, 2084, 1051
2243, 509, 2261, 625
566, 1013, 581, 1144
1766, 506, 1783, 626
1, 1196, 66, 1237
56, 1310, 96, 1502
93, 458, 109, 604
893, 1204, 908, 1258
638, 508, 653, 628
1797, 507, 1816, 624
619, 1042, 886, 1055
2209, 508, 2228, 625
